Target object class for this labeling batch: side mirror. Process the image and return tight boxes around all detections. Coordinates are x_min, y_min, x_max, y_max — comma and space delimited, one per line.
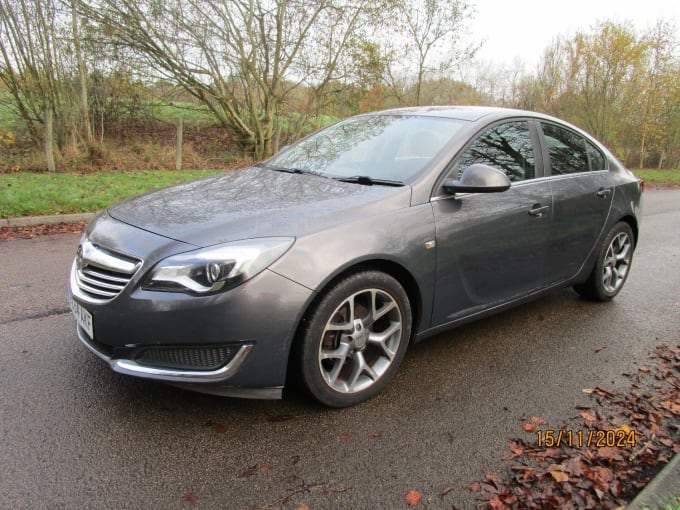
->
443, 164, 511, 194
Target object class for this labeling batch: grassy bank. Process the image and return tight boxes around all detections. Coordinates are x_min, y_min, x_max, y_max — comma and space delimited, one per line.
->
1, 168, 678, 219
0, 169, 224, 218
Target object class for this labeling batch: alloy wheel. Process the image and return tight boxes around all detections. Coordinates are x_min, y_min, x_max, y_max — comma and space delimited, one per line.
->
317, 288, 402, 394
602, 232, 632, 294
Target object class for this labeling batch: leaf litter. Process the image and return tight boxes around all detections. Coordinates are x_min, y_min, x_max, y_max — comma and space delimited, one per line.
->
468, 344, 680, 509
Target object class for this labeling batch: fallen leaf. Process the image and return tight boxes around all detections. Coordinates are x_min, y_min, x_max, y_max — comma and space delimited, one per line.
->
440, 485, 455, 497
617, 424, 632, 434
531, 416, 548, 425
639, 366, 650, 373
488, 497, 507, 510
259, 463, 272, 472
467, 482, 481, 492
595, 343, 608, 353
581, 410, 597, 427
180, 492, 198, 505
405, 489, 422, 506
596, 447, 621, 461
237, 464, 258, 478
522, 423, 536, 432
506, 440, 524, 458
338, 433, 352, 441
550, 471, 569, 483
296, 504, 310, 510
367, 432, 382, 440
661, 400, 680, 414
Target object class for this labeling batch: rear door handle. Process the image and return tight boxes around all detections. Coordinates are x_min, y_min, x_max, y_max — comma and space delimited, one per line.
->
528, 205, 549, 218
596, 187, 612, 198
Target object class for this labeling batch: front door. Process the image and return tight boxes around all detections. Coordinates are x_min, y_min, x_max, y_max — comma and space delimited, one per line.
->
431, 120, 551, 327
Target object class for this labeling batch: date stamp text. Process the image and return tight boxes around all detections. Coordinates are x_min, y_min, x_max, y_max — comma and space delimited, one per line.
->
535, 429, 636, 448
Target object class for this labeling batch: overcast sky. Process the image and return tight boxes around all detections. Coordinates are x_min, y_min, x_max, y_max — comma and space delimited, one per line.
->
469, 0, 680, 68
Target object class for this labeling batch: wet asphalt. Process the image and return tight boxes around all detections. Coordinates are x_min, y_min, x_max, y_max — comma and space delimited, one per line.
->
1, 190, 678, 509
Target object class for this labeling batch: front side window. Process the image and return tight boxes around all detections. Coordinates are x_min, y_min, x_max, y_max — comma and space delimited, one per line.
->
453, 121, 535, 182
542, 123, 589, 175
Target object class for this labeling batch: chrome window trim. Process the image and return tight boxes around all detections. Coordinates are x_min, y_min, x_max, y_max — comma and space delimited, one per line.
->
430, 177, 551, 202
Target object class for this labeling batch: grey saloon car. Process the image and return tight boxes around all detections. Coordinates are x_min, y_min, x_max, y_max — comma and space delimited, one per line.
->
68, 106, 642, 407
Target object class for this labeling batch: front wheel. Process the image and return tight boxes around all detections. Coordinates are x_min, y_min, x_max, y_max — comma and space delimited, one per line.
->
299, 271, 412, 407
574, 222, 635, 301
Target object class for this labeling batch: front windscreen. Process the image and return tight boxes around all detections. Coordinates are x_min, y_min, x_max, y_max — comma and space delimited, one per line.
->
267, 115, 465, 183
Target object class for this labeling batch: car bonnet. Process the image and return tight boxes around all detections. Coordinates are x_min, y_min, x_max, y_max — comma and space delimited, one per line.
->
106, 166, 412, 247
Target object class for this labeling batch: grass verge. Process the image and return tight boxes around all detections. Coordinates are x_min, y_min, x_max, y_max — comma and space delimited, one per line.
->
0, 169, 224, 218
1, 168, 678, 219
634, 169, 680, 187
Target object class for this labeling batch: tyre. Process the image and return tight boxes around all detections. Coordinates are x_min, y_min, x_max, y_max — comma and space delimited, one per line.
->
299, 271, 412, 407
574, 222, 634, 302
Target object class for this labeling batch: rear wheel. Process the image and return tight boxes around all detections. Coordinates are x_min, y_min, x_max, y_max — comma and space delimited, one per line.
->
299, 271, 412, 407
574, 222, 634, 301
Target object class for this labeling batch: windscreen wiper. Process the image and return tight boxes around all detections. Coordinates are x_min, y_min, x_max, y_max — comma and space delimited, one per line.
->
334, 175, 404, 187
256, 163, 328, 178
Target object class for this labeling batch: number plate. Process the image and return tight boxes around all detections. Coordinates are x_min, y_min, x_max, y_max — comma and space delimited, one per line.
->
70, 297, 94, 339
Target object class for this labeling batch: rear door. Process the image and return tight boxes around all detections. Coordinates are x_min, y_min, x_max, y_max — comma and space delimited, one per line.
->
430, 120, 551, 327
538, 122, 613, 284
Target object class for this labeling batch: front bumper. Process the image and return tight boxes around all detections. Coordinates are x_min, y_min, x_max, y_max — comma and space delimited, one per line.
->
68, 220, 315, 396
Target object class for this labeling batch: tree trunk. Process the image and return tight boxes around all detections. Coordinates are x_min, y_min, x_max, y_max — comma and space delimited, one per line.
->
45, 105, 56, 172
638, 129, 647, 169
175, 116, 183, 170
71, 0, 93, 146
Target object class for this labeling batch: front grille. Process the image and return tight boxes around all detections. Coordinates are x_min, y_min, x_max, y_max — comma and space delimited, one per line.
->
135, 346, 239, 371
73, 240, 141, 302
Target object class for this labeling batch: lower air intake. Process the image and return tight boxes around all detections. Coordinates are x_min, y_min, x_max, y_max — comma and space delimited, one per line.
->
135, 346, 239, 371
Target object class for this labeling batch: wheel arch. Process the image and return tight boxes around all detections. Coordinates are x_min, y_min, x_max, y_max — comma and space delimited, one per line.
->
618, 214, 639, 248
284, 258, 424, 388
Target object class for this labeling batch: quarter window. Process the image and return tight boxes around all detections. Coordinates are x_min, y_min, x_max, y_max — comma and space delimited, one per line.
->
542, 123, 589, 175
454, 121, 535, 182
586, 141, 606, 171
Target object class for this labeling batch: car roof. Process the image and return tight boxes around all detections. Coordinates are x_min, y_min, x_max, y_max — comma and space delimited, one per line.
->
371, 105, 555, 123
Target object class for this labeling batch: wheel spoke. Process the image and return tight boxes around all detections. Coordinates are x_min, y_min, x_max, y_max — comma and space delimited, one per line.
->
346, 351, 377, 391
364, 290, 397, 327
320, 340, 350, 361
321, 342, 350, 386
325, 297, 356, 331
615, 242, 630, 261
368, 321, 401, 360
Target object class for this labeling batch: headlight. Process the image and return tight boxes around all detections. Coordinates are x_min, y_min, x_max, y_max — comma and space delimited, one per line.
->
142, 237, 294, 295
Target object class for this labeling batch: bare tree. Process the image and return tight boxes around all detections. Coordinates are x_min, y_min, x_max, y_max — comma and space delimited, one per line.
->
382, 0, 476, 106
81, 0, 379, 159
0, 0, 70, 170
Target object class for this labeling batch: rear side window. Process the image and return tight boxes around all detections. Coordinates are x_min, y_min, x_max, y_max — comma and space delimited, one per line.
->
455, 121, 535, 181
586, 141, 607, 170
541, 123, 589, 175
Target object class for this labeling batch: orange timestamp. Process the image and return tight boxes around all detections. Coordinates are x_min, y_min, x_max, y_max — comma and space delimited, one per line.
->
535, 429, 636, 448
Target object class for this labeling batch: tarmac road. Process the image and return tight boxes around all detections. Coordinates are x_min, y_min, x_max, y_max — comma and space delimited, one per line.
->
1, 190, 678, 509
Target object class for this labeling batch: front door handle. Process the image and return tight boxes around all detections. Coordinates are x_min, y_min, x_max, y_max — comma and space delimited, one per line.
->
596, 187, 612, 198
528, 205, 549, 218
